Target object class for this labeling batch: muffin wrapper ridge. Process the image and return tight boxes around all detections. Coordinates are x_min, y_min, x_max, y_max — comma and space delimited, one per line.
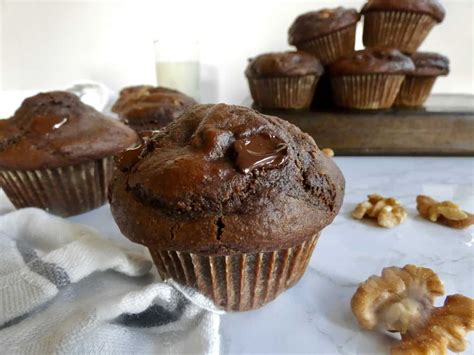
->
363, 11, 437, 54
248, 75, 319, 110
331, 74, 405, 109
150, 233, 320, 311
295, 24, 357, 65
394, 76, 437, 107
0, 156, 114, 217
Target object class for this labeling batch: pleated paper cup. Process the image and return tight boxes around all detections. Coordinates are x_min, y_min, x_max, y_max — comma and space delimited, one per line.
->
363, 11, 438, 54
394, 76, 437, 108
149, 233, 320, 311
295, 24, 357, 65
248, 75, 319, 110
0, 156, 114, 217
331, 74, 405, 110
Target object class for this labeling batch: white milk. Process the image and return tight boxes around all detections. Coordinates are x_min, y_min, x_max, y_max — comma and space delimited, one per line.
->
155, 61, 200, 100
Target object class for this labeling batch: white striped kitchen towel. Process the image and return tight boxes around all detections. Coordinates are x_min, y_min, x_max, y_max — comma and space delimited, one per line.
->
0, 208, 222, 354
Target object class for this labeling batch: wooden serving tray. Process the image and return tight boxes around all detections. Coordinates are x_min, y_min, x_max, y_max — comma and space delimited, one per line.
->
251, 94, 474, 156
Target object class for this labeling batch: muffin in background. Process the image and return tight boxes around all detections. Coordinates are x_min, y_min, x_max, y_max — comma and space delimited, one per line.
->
109, 104, 345, 311
246, 51, 324, 110
288, 7, 360, 65
361, 0, 446, 54
0, 91, 138, 216
112, 85, 197, 133
394, 52, 449, 108
329, 48, 415, 110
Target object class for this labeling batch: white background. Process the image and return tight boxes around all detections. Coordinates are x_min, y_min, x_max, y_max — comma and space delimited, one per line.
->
1, 0, 473, 106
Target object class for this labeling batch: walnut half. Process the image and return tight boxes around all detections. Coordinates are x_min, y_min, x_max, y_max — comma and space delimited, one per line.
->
392, 294, 474, 354
352, 194, 407, 228
417, 195, 474, 229
351, 265, 474, 354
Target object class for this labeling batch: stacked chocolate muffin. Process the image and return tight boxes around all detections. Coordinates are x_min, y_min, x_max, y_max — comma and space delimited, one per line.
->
246, 0, 450, 110
245, 52, 324, 110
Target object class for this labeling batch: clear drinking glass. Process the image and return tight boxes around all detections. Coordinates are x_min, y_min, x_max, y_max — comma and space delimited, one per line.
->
154, 39, 200, 101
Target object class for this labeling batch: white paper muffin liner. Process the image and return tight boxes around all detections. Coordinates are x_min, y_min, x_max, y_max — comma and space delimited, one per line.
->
248, 75, 319, 110
0, 156, 114, 217
296, 24, 357, 65
150, 233, 320, 311
363, 11, 438, 54
331, 74, 405, 109
394, 76, 437, 107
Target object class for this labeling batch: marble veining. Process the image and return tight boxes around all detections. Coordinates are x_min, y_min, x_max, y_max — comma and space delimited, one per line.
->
67, 157, 473, 354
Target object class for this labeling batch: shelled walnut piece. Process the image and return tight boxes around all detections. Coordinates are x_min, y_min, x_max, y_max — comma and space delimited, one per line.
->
351, 265, 474, 355
417, 195, 474, 229
352, 194, 407, 228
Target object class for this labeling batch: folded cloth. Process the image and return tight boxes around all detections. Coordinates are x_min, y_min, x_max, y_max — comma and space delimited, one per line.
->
0, 208, 222, 354
66, 81, 116, 114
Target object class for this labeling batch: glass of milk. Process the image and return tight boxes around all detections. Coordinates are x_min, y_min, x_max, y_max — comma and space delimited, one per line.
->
154, 39, 200, 101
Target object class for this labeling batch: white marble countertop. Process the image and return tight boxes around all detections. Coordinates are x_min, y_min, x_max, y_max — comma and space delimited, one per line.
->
66, 156, 473, 354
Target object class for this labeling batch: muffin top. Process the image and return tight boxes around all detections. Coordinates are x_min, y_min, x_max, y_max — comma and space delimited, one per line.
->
110, 104, 345, 255
361, 0, 446, 22
112, 85, 197, 127
288, 7, 360, 45
245, 51, 324, 78
329, 48, 415, 76
0, 91, 138, 170
410, 52, 450, 76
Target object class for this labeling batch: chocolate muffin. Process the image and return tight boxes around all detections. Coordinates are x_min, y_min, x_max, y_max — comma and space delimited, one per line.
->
395, 52, 450, 107
0, 91, 138, 216
110, 104, 345, 311
245, 51, 324, 110
112, 85, 197, 133
361, 0, 446, 53
329, 48, 415, 109
288, 8, 360, 65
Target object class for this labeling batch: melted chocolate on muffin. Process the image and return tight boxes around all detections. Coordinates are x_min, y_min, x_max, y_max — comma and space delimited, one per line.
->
234, 133, 288, 174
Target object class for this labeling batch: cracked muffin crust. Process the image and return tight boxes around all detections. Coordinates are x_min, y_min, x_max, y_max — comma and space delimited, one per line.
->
109, 104, 345, 255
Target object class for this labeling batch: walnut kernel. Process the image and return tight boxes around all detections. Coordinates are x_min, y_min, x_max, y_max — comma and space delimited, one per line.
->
352, 265, 474, 355
352, 195, 407, 228
417, 195, 474, 229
